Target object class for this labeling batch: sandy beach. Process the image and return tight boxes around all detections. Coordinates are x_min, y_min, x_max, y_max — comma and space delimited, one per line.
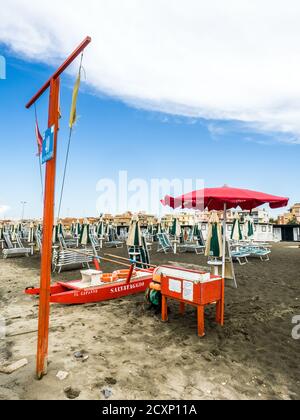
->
0, 243, 299, 400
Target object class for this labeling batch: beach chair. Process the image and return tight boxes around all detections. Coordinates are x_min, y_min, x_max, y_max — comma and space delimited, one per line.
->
90, 234, 102, 255
2, 232, 31, 259
179, 242, 205, 255
104, 239, 124, 249
157, 233, 174, 253
35, 230, 43, 254
103, 226, 124, 249
52, 248, 94, 273
230, 244, 250, 266
241, 245, 271, 262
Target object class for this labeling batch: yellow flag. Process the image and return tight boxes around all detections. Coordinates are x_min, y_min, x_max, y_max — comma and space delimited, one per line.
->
69, 71, 81, 128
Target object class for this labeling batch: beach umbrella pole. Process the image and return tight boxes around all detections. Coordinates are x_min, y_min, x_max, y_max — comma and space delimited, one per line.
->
222, 203, 227, 280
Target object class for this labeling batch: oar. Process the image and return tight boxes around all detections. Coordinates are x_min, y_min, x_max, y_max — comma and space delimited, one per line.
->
69, 248, 131, 268
104, 253, 157, 269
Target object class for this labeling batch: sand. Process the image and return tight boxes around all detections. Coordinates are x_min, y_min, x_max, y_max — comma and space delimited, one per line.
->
0, 243, 299, 400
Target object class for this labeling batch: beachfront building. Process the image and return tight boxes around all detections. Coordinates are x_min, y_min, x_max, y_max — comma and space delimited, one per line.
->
273, 225, 300, 242
277, 203, 300, 225
199, 221, 274, 242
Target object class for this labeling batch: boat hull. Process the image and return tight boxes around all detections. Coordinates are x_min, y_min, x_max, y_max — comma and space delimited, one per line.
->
25, 273, 153, 305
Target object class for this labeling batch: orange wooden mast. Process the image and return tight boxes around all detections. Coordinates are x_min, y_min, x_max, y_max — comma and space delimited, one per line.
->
26, 36, 92, 379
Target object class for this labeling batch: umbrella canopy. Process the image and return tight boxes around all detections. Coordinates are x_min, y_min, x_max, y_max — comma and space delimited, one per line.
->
231, 213, 243, 241
170, 217, 181, 237
244, 215, 255, 240
205, 212, 223, 258
80, 219, 91, 246
161, 186, 289, 211
127, 216, 143, 247
162, 185, 288, 283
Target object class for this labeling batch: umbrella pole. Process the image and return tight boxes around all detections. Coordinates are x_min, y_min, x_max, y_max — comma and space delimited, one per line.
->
222, 203, 227, 279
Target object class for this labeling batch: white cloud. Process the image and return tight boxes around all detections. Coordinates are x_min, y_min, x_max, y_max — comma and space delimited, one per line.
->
0, 205, 10, 217
2, 0, 300, 140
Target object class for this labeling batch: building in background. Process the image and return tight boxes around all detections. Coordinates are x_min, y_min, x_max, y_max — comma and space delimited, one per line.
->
277, 203, 300, 225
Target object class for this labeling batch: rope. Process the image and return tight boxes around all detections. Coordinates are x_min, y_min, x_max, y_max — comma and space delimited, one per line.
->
57, 53, 84, 220
34, 104, 44, 203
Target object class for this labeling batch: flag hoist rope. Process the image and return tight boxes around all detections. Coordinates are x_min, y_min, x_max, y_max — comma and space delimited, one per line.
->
34, 103, 44, 203
57, 53, 84, 220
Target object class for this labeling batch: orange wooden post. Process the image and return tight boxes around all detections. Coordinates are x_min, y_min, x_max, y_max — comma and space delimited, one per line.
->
36, 77, 60, 378
26, 37, 92, 379
215, 278, 225, 326
162, 295, 168, 322
197, 305, 205, 337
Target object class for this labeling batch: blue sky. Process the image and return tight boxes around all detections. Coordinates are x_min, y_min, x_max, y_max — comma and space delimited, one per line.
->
0, 53, 298, 220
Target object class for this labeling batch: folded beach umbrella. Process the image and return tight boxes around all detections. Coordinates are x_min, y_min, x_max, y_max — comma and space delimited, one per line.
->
52, 223, 58, 244
11, 223, 20, 241
97, 219, 105, 238
127, 216, 143, 248
243, 215, 255, 240
170, 217, 181, 238
156, 220, 165, 234
71, 221, 75, 235
140, 236, 151, 267
193, 223, 203, 240
80, 219, 91, 246
147, 221, 154, 236
0, 223, 3, 240
193, 223, 205, 246
52, 222, 63, 244
231, 213, 243, 241
28, 222, 35, 243
74, 220, 81, 237
205, 212, 223, 258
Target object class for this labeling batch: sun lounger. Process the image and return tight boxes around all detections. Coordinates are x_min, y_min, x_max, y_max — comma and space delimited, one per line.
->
2, 232, 31, 259
104, 240, 124, 249
230, 249, 250, 265
52, 248, 94, 273
179, 243, 205, 255
157, 233, 174, 253
240, 245, 271, 262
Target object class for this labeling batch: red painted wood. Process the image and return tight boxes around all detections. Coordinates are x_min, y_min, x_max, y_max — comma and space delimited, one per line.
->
36, 77, 60, 379
25, 37, 92, 380
25, 274, 153, 305
26, 37, 91, 109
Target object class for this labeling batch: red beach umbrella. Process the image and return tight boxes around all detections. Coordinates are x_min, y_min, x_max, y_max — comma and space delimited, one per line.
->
161, 186, 289, 285
161, 186, 289, 212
